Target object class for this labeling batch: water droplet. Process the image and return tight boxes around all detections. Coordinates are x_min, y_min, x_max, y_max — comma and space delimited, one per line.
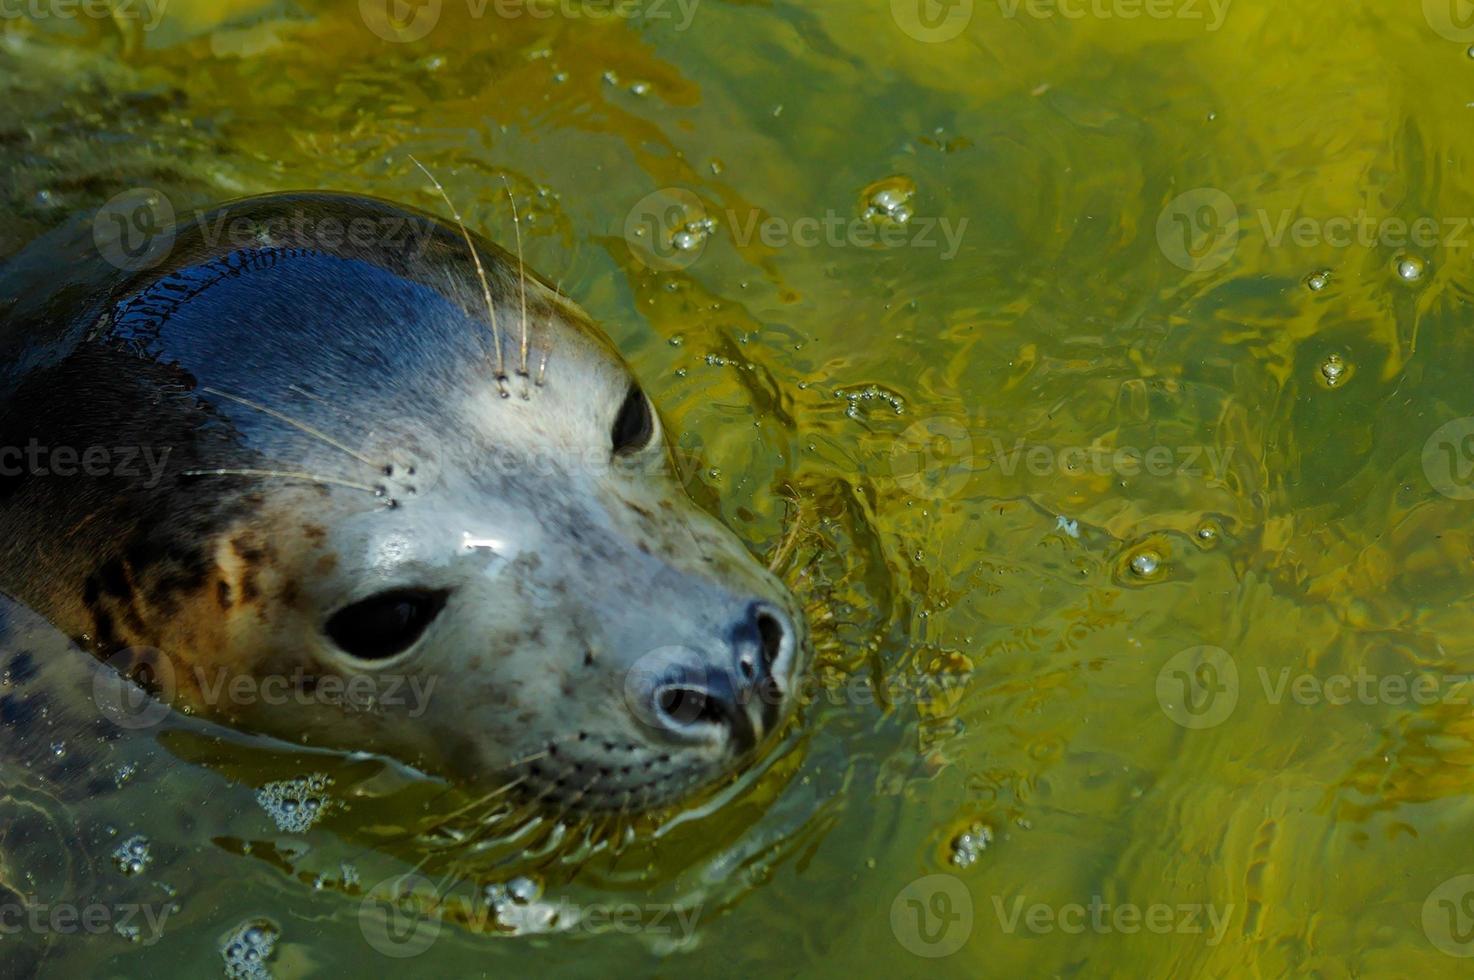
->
1396, 255, 1426, 282
1129, 551, 1161, 578
1320, 353, 1347, 386
1304, 269, 1330, 291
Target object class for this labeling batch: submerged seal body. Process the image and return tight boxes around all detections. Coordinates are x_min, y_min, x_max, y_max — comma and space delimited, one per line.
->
0, 191, 808, 815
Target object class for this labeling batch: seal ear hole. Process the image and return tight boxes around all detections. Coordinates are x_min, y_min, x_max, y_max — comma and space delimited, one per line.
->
323, 588, 448, 662
611, 383, 655, 456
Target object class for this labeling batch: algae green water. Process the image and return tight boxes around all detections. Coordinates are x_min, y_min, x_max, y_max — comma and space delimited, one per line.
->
7, 0, 1474, 976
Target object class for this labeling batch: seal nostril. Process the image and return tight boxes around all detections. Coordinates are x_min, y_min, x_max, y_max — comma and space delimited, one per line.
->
756, 610, 786, 668
657, 686, 724, 727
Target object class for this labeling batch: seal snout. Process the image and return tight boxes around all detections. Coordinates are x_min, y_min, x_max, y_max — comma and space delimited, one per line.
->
643, 600, 799, 757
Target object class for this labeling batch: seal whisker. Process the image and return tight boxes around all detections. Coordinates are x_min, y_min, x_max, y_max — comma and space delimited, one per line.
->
181, 467, 384, 496
500, 175, 531, 383
409, 154, 508, 394
201, 386, 378, 467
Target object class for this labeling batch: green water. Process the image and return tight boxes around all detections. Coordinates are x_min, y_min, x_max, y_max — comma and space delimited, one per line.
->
10, 0, 1474, 975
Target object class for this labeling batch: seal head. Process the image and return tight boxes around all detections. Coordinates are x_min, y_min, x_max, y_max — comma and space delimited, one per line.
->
0, 192, 809, 814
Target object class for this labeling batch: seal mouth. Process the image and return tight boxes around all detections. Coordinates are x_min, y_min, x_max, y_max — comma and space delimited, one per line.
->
504, 736, 719, 814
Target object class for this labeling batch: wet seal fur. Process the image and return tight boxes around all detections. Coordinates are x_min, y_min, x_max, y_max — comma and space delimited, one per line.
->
0, 191, 810, 816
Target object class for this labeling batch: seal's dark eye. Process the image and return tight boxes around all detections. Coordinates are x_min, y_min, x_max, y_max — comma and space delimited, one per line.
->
611, 383, 655, 455
324, 589, 447, 661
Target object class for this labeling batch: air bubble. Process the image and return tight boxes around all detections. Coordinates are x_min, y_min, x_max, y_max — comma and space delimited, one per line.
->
859, 175, 918, 227
256, 774, 334, 833
950, 822, 993, 868
220, 918, 280, 980
1304, 269, 1330, 291
112, 835, 151, 875
1396, 255, 1426, 282
1129, 551, 1161, 578
1319, 353, 1347, 386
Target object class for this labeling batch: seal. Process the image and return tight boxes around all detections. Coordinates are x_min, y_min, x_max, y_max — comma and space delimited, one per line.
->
0, 189, 809, 817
